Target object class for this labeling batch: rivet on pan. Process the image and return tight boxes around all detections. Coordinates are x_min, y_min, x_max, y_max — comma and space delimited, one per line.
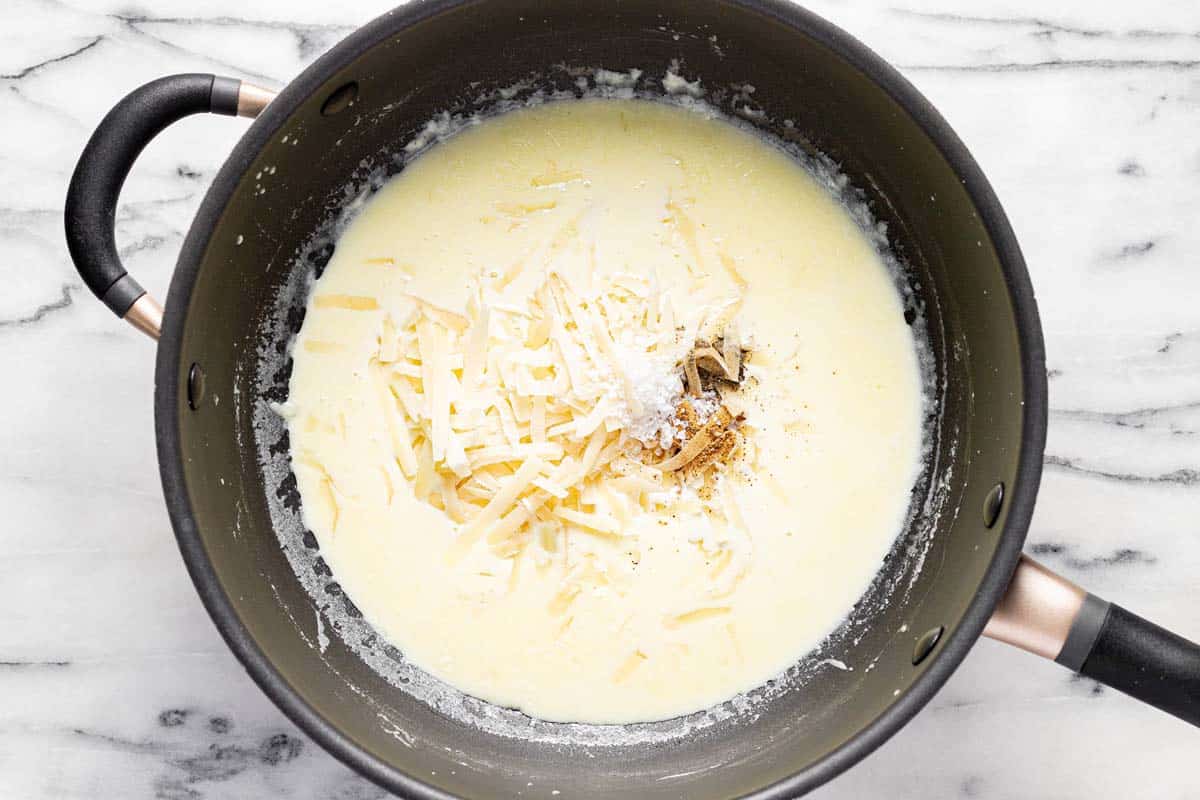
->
187, 363, 206, 411
321, 81, 359, 117
983, 482, 1005, 528
912, 625, 944, 666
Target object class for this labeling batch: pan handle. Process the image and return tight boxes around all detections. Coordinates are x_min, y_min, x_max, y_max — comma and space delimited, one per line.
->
984, 554, 1200, 726
64, 74, 276, 339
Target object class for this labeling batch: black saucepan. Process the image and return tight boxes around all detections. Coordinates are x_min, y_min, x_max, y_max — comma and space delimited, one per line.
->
63, 1, 1200, 797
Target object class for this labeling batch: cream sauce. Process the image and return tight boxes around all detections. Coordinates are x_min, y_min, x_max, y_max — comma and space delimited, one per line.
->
284, 99, 923, 724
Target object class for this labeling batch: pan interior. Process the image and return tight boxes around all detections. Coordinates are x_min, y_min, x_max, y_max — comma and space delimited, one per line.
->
166, 2, 1031, 798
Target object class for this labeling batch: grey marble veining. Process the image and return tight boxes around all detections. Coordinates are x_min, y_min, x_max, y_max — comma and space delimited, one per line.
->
4, 0, 1199, 797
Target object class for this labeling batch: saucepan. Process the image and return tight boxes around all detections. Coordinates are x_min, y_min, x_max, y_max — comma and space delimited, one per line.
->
63, 1, 1200, 797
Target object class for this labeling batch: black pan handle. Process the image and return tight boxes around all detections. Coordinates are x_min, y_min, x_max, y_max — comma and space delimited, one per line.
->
1075, 602, 1200, 725
985, 555, 1200, 726
64, 74, 275, 339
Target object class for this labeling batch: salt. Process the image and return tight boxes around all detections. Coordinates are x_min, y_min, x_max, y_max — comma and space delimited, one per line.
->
619, 346, 684, 447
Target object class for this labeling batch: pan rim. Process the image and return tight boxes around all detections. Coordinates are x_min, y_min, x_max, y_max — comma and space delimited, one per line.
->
154, 1, 1047, 797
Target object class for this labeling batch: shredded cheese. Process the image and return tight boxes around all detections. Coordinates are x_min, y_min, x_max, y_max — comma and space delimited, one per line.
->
371, 362, 418, 478
370, 264, 752, 599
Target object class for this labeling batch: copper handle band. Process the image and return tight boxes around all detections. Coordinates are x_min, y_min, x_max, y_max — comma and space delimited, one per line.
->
123, 293, 164, 340
237, 82, 277, 118
982, 554, 1087, 660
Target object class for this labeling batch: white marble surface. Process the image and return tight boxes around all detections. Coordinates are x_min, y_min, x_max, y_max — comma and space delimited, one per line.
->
4, 0, 1199, 797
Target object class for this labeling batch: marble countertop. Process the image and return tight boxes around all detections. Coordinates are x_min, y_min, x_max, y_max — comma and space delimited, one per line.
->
5, 0, 1199, 797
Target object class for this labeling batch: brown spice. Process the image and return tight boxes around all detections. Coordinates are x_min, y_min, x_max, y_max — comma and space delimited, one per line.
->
683, 336, 750, 392
683, 352, 703, 396
683, 427, 740, 478
655, 332, 752, 480
655, 401, 743, 476
675, 400, 701, 437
